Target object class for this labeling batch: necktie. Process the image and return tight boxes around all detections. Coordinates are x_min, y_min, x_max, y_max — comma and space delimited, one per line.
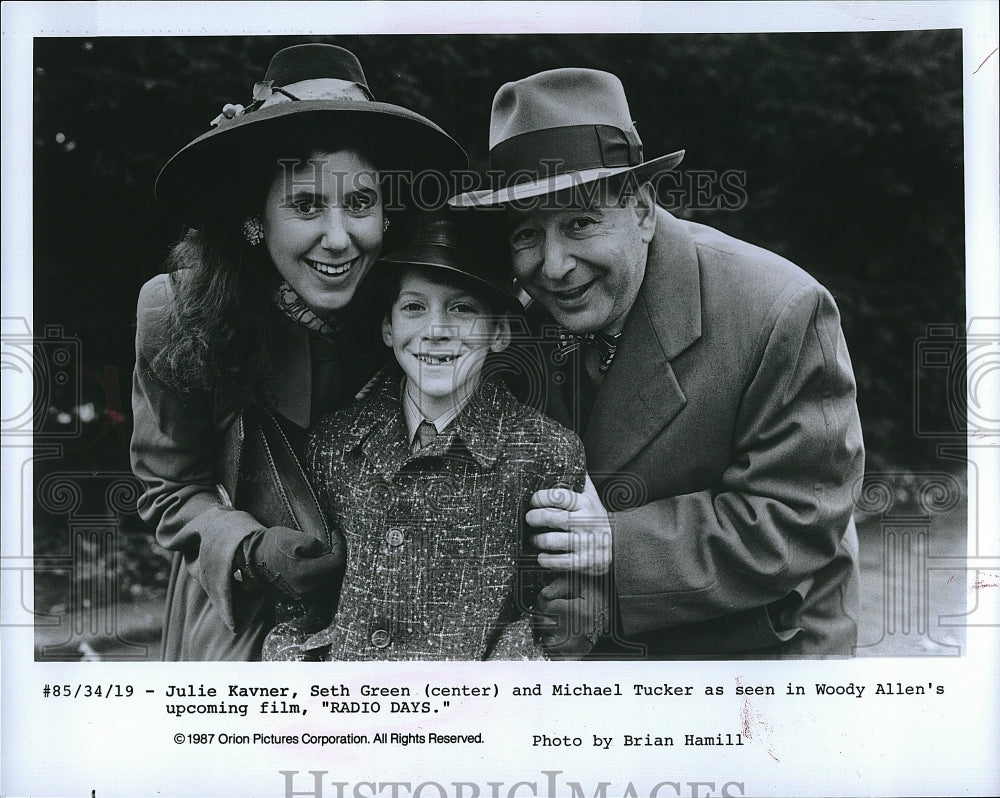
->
556, 329, 622, 373
554, 331, 620, 435
416, 419, 438, 450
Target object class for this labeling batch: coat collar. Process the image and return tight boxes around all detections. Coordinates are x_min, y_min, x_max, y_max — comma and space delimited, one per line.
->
584, 208, 703, 474
264, 314, 314, 428
341, 366, 523, 473
264, 295, 382, 429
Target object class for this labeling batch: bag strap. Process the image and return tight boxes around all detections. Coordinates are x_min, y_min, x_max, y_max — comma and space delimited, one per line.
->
253, 409, 331, 544
215, 413, 245, 509
215, 408, 331, 544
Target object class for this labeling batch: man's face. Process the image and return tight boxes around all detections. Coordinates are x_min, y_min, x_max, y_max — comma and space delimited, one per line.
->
506, 184, 656, 334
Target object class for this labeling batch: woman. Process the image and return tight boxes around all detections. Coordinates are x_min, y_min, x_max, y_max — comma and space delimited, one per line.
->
131, 43, 466, 661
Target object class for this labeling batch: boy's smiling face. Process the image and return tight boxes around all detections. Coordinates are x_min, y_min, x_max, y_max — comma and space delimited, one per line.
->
382, 269, 510, 421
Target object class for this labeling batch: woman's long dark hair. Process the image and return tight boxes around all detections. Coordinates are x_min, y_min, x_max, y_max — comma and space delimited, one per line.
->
150, 221, 282, 409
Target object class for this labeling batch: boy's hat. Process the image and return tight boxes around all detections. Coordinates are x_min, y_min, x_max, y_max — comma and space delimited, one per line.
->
378, 211, 522, 314
156, 44, 467, 221
450, 68, 684, 207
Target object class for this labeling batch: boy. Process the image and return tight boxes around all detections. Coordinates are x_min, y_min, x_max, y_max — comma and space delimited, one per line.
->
263, 211, 595, 660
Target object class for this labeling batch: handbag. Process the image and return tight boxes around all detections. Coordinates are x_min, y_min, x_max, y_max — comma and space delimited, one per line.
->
161, 409, 338, 661
216, 409, 330, 540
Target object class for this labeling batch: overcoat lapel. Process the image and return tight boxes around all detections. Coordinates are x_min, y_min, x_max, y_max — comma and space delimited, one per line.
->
265, 317, 313, 429
584, 210, 703, 474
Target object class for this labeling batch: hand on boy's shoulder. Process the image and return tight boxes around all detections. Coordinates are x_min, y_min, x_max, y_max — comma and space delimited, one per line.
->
529, 473, 613, 660
527, 474, 613, 576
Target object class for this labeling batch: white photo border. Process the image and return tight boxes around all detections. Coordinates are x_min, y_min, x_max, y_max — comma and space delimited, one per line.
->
3, 3, 998, 798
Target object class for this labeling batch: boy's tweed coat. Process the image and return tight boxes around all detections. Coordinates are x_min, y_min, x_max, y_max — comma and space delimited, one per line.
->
263, 367, 586, 661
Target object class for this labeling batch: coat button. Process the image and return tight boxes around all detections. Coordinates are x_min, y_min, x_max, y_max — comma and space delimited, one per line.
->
370, 629, 391, 649
385, 527, 405, 547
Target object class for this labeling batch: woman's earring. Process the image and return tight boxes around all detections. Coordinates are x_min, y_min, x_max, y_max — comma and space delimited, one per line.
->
242, 216, 264, 246
382, 217, 391, 233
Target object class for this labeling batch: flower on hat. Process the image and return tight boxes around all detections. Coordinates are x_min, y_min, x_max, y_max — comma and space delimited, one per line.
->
252, 80, 275, 102
210, 102, 246, 128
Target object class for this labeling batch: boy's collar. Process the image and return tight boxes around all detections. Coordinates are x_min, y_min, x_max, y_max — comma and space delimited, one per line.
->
445, 377, 518, 469
342, 366, 520, 470
400, 378, 470, 446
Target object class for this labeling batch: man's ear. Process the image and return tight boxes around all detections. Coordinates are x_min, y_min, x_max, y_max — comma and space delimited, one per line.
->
381, 314, 393, 347
490, 316, 512, 353
630, 181, 657, 244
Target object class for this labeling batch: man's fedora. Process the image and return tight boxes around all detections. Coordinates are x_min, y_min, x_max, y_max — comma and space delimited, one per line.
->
156, 44, 467, 222
376, 210, 522, 315
450, 68, 684, 207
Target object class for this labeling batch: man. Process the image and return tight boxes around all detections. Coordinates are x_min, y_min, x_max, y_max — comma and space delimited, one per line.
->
451, 68, 864, 657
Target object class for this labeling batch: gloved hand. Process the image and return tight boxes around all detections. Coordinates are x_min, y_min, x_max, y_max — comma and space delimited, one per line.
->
238, 526, 344, 601
534, 573, 608, 659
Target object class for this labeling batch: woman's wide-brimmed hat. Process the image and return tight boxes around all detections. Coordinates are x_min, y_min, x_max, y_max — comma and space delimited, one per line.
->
156, 44, 467, 222
377, 210, 522, 315
450, 68, 684, 207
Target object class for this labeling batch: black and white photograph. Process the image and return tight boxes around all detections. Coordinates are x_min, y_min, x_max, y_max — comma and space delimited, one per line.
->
2, 2, 998, 797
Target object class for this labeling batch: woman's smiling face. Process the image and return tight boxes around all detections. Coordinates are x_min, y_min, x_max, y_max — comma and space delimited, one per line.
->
261, 148, 383, 316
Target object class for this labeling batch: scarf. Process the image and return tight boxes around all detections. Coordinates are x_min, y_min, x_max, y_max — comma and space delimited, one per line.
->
273, 281, 338, 339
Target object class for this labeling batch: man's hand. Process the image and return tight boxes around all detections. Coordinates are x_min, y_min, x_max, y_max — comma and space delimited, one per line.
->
535, 573, 609, 658
526, 474, 612, 575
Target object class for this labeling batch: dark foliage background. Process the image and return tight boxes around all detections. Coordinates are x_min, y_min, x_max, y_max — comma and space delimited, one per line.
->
31, 33, 965, 619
